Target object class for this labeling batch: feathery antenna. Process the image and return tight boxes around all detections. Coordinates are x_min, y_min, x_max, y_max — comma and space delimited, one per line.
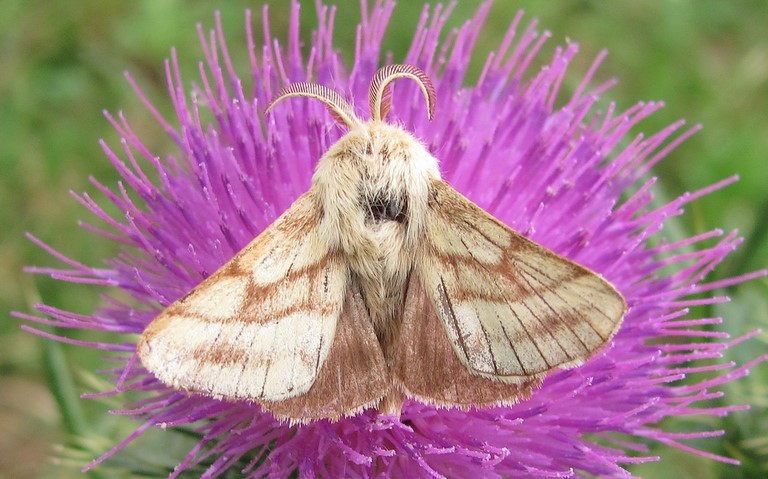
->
266, 65, 437, 127
265, 83, 361, 129
369, 64, 436, 122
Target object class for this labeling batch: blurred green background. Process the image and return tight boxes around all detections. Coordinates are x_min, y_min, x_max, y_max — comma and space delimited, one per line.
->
2, 0, 767, 477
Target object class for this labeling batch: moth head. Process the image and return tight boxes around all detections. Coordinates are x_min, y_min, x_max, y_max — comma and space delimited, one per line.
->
266, 65, 441, 241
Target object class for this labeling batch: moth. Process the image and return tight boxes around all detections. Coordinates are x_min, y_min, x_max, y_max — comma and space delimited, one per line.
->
138, 64, 627, 423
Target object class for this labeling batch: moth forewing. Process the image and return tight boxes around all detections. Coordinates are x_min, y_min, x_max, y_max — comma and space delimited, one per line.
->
417, 180, 627, 381
138, 193, 349, 403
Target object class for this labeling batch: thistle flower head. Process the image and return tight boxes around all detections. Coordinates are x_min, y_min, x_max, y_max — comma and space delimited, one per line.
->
19, 1, 766, 477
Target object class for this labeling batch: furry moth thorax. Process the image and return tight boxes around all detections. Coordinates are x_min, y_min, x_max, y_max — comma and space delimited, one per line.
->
313, 122, 439, 251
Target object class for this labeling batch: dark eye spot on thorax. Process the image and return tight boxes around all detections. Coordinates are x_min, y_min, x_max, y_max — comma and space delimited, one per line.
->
366, 195, 407, 223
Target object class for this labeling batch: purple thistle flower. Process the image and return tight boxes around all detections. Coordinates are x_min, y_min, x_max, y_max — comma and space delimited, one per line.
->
18, 1, 767, 477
